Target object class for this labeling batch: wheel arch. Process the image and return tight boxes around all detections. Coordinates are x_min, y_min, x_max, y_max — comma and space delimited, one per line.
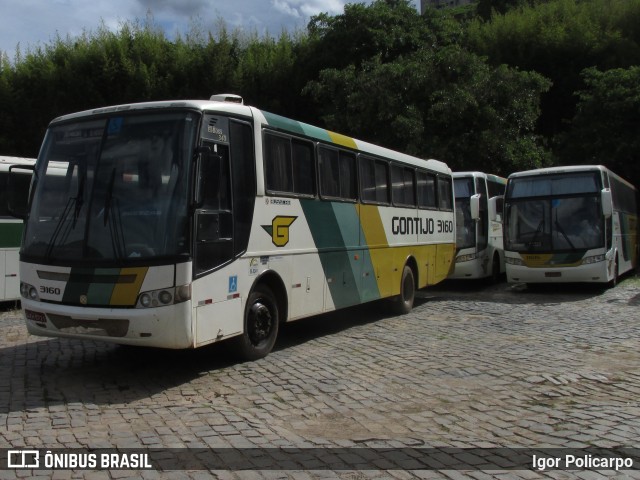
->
404, 255, 419, 289
249, 270, 288, 323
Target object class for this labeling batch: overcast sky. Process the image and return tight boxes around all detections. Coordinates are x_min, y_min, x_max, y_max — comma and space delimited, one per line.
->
1, 0, 421, 60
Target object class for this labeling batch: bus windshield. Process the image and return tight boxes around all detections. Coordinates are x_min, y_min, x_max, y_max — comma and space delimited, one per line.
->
454, 177, 475, 249
22, 111, 198, 264
505, 172, 604, 252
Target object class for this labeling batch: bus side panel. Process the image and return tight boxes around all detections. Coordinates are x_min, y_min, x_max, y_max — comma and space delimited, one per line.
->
358, 204, 394, 298
4, 249, 19, 300
290, 253, 325, 320
195, 297, 242, 347
617, 211, 638, 273
300, 201, 366, 311
0, 251, 6, 300
249, 197, 455, 321
0, 219, 23, 301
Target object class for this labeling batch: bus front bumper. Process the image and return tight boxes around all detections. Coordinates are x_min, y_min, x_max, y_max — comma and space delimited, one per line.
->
22, 299, 194, 349
506, 260, 610, 284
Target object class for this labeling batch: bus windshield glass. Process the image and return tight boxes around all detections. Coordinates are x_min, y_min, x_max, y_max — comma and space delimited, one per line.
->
22, 111, 198, 264
454, 177, 475, 249
505, 172, 604, 252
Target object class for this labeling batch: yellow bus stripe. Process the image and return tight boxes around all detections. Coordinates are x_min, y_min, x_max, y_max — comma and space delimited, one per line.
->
110, 267, 148, 306
327, 131, 358, 149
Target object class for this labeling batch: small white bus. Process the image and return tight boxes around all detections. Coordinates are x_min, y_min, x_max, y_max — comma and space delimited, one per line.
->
450, 172, 506, 281
504, 165, 638, 286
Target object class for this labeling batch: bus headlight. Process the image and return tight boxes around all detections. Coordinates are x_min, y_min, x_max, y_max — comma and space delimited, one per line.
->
505, 256, 524, 266
20, 282, 40, 301
456, 253, 477, 263
159, 290, 173, 305
581, 254, 605, 265
136, 285, 191, 308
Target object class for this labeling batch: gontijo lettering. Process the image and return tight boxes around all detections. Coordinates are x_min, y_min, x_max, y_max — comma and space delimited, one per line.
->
391, 217, 454, 235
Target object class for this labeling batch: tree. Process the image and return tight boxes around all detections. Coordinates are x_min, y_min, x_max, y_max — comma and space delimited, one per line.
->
467, 0, 640, 142
305, 45, 551, 175
305, 0, 461, 72
476, 0, 534, 21
560, 67, 640, 188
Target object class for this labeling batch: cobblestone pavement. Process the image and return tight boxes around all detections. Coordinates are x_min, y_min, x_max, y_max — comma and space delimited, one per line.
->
1, 275, 639, 479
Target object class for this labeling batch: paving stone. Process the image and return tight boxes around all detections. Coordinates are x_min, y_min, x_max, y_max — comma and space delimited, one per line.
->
2, 278, 640, 479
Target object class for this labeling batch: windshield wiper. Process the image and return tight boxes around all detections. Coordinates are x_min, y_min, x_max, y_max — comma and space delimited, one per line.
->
45, 197, 76, 259
103, 168, 126, 259
555, 220, 576, 251
103, 168, 116, 226
73, 163, 86, 226
45, 162, 86, 258
528, 219, 545, 250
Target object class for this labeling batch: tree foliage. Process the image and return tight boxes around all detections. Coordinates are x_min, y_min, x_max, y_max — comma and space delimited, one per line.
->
560, 67, 640, 185
305, 45, 550, 175
467, 0, 640, 138
0, 0, 638, 188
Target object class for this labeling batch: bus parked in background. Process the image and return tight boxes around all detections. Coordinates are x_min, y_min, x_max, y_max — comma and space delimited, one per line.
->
504, 165, 638, 286
9, 95, 456, 359
450, 172, 506, 281
0, 156, 36, 301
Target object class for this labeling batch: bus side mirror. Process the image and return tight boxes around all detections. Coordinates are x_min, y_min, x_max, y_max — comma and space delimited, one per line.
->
489, 195, 504, 222
6, 165, 35, 219
601, 188, 613, 218
470, 194, 481, 220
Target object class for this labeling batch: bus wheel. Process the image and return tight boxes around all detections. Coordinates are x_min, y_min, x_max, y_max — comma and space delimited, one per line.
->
394, 265, 415, 314
237, 286, 279, 360
491, 254, 501, 284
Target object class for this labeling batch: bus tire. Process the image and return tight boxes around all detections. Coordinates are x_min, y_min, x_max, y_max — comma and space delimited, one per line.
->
237, 285, 279, 360
491, 254, 501, 284
394, 265, 415, 315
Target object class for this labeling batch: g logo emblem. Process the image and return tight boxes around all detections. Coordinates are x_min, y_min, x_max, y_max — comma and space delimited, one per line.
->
262, 216, 297, 247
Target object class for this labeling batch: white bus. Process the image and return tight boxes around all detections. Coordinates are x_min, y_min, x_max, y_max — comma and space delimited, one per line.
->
10, 95, 456, 359
450, 172, 507, 281
504, 165, 638, 286
0, 156, 36, 301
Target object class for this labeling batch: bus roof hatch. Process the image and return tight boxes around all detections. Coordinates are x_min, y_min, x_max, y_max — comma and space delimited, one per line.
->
210, 94, 244, 104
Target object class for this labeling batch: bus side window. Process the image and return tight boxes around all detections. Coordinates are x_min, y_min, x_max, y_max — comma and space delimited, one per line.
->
199, 145, 231, 212
392, 165, 416, 207
339, 151, 357, 201
194, 142, 233, 274
292, 139, 315, 196
230, 120, 255, 256
319, 146, 340, 198
264, 131, 315, 197
438, 177, 453, 210
265, 133, 292, 193
360, 156, 389, 204
417, 171, 437, 209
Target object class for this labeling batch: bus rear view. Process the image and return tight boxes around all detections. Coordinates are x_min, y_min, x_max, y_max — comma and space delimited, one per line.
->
503, 165, 638, 286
